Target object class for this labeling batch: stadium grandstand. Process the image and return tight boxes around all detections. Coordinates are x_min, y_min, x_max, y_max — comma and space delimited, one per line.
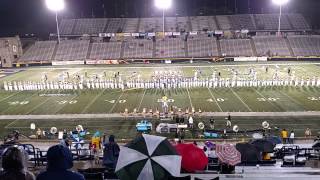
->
15, 13, 320, 66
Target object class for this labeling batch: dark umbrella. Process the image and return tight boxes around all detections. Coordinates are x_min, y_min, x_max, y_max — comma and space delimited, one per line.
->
312, 141, 320, 149
236, 143, 261, 163
266, 136, 282, 145
250, 139, 275, 153
116, 134, 181, 180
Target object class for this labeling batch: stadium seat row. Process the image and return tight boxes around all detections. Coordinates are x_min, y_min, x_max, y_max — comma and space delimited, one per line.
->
19, 35, 320, 62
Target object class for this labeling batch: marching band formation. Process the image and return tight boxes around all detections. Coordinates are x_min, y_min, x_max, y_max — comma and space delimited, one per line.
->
2, 69, 320, 91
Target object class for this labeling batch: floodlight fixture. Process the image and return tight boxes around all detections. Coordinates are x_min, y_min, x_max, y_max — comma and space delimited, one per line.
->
272, 0, 289, 6
45, 0, 65, 43
155, 0, 172, 10
46, 0, 65, 12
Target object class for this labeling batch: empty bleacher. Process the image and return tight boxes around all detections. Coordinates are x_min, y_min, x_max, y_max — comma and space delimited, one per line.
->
73, 19, 107, 35
207, 16, 219, 30
288, 35, 320, 56
90, 42, 122, 59
165, 17, 190, 32
165, 17, 178, 32
253, 36, 291, 56
139, 18, 163, 33
59, 19, 76, 35
187, 36, 219, 57
220, 39, 254, 56
54, 40, 89, 61
123, 39, 153, 59
123, 18, 139, 33
155, 38, 185, 58
254, 14, 291, 30
287, 14, 311, 30
229, 14, 256, 30
19, 41, 56, 62
216, 15, 232, 30
176, 17, 190, 32
105, 18, 126, 33
58, 14, 310, 35
190, 16, 213, 32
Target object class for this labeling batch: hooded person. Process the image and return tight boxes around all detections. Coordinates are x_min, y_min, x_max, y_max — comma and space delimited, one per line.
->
36, 145, 84, 180
103, 135, 120, 170
0, 146, 35, 180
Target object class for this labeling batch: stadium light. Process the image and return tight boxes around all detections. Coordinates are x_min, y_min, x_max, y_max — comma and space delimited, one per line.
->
272, 0, 289, 36
45, 0, 65, 43
155, 0, 172, 10
155, 0, 172, 35
272, 0, 289, 6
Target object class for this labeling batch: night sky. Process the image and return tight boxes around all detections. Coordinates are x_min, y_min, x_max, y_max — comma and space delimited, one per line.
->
0, 0, 319, 38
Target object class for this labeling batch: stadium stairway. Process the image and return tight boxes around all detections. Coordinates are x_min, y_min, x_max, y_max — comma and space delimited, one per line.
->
152, 39, 156, 58
285, 37, 295, 56
250, 14, 258, 30
86, 43, 93, 60
187, 16, 192, 32
184, 38, 188, 57
250, 38, 258, 57
70, 20, 77, 35
103, 19, 110, 33
136, 18, 141, 32
216, 39, 222, 57
120, 41, 125, 59
51, 42, 58, 61
286, 14, 295, 30
213, 16, 220, 30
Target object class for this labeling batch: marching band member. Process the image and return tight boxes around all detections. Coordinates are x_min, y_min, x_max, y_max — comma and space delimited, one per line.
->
3, 81, 8, 91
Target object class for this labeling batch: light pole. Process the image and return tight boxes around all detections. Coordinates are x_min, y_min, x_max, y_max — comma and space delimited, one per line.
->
155, 0, 172, 36
272, 0, 289, 36
46, 0, 65, 43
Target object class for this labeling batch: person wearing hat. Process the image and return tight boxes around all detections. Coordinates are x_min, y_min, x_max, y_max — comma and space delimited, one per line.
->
36, 145, 84, 180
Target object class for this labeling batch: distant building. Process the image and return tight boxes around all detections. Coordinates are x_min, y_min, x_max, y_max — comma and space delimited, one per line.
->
0, 36, 23, 67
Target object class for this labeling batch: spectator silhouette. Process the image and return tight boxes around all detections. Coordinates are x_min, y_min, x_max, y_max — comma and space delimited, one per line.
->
103, 135, 120, 170
0, 146, 35, 180
36, 145, 84, 180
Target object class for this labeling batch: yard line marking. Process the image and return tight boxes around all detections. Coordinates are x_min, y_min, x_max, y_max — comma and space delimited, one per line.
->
230, 88, 253, 112
152, 88, 159, 111
207, 88, 223, 112
52, 94, 79, 114
180, 66, 194, 109
186, 88, 194, 108
26, 96, 54, 115
253, 88, 280, 111
0, 91, 41, 115
109, 91, 125, 113
81, 89, 106, 113
198, 66, 223, 112
278, 91, 306, 110
137, 89, 146, 111
5, 119, 20, 129
0, 92, 21, 103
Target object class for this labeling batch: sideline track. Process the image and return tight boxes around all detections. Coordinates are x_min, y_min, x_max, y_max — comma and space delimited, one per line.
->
1, 111, 320, 120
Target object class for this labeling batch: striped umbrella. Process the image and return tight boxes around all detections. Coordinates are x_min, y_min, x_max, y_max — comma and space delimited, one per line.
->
216, 144, 241, 166
115, 134, 182, 180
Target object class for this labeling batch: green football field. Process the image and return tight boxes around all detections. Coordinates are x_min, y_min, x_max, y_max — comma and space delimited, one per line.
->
0, 62, 320, 138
